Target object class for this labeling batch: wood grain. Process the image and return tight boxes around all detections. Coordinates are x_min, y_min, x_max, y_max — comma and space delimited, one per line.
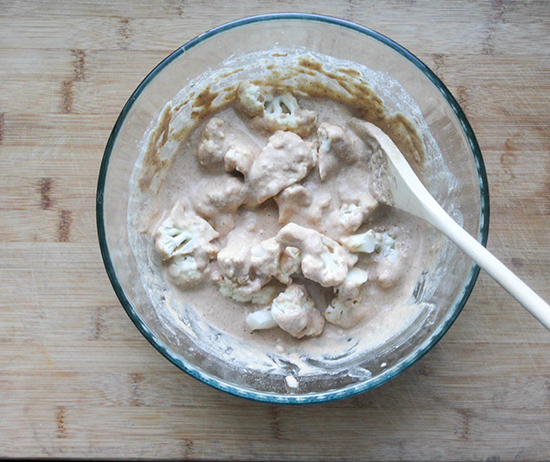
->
1, 0, 549, 460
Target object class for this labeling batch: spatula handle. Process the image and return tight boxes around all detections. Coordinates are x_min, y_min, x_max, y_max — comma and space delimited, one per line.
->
426, 205, 550, 331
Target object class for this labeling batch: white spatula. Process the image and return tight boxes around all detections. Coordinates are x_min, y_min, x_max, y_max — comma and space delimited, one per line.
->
358, 121, 550, 331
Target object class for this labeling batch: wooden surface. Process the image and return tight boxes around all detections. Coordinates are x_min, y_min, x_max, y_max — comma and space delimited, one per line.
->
1, 0, 549, 460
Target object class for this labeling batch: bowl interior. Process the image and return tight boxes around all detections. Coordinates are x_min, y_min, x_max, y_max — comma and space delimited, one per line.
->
97, 14, 488, 404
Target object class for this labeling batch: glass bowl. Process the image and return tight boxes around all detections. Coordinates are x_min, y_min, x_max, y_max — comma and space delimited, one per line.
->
97, 13, 489, 404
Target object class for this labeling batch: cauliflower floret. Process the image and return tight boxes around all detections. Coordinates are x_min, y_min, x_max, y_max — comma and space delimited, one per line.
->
224, 148, 255, 176
329, 192, 378, 235
340, 229, 377, 253
341, 230, 400, 289
271, 284, 325, 338
214, 230, 301, 303
215, 229, 264, 299
317, 122, 370, 180
374, 232, 401, 289
195, 118, 227, 170
168, 255, 205, 287
246, 131, 316, 206
153, 202, 219, 287
325, 268, 369, 328
194, 177, 247, 218
274, 184, 333, 227
246, 306, 278, 331
277, 246, 302, 285
196, 117, 258, 174
193, 177, 247, 235
261, 93, 317, 137
341, 230, 397, 260
274, 184, 312, 224
235, 80, 265, 117
276, 223, 357, 287
249, 237, 280, 280
249, 237, 301, 285
306, 194, 332, 226
235, 81, 317, 137
217, 278, 281, 304
153, 201, 219, 264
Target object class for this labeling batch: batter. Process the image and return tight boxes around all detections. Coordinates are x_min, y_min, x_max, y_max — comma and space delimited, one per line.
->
128, 51, 446, 382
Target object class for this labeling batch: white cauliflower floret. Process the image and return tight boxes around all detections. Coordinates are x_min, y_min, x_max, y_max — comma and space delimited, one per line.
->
249, 237, 301, 285
246, 306, 278, 331
245, 131, 316, 206
214, 230, 301, 303
341, 230, 400, 289
329, 192, 378, 235
196, 117, 258, 174
217, 278, 281, 304
153, 201, 219, 264
340, 229, 377, 253
168, 255, 205, 287
153, 202, 219, 287
274, 184, 312, 224
341, 230, 397, 261
235, 81, 318, 137
325, 268, 369, 328
249, 237, 280, 280
317, 122, 370, 180
276, 223, 357, 287
235, 80, 265, 117
271, 284, 325, 338
215, 229, 265, 300
261, 93, 317, 137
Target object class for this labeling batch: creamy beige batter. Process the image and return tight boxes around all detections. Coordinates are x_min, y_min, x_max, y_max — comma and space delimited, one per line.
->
128, 51, 447, 382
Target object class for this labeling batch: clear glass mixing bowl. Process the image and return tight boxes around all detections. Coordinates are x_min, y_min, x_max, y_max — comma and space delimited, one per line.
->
97, 13, 489, 404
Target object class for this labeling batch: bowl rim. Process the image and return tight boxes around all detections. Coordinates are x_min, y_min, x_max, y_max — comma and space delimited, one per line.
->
96, 12, 490, 405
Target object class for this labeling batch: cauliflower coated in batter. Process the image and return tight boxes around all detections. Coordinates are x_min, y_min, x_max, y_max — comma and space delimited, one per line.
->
245, 131, 315, 206
196, 117, 259, 174
341, 230, 398, 261
271, 284, 325, 338
235, 81, 317, 137
213, 228, 268, 302
234, 80, 265, 117
194, 177, 247, 217
341, 230, 402, 289
325, 268, 369, 328
213, 229, 301, 304
329, 191, 378, 235
274, 184, 312, 224
276, 223, 357, 287
193, 176, 247, 235
317, 122, 370, 180
168, 255, 205, 286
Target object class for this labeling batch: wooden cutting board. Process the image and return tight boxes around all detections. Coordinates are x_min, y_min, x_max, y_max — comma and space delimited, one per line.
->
1, 1, 549, 460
